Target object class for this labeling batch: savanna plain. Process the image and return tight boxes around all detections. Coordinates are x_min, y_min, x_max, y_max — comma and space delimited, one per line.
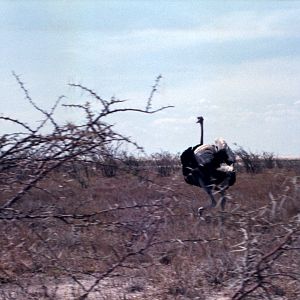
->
0, 156, 299, 300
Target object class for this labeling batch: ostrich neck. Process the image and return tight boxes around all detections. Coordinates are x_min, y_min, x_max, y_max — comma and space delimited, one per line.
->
200, 123, 204, 145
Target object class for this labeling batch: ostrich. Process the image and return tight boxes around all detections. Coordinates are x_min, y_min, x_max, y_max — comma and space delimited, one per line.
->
180, 116, 236, 215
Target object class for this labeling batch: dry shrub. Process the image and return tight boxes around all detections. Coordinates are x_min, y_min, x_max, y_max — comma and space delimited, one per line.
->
151, 151, 179, 177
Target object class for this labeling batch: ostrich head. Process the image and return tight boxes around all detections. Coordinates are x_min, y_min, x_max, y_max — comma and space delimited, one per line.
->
196, 116, 204, 125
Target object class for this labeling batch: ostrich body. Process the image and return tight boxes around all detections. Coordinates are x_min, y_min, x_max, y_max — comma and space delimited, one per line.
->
180, 117, 236, 214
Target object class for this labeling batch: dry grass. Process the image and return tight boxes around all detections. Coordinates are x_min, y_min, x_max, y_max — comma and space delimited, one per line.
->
0, 165, 299, 299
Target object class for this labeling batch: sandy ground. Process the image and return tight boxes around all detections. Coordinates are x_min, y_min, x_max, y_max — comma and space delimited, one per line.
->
1, 276, 232, 300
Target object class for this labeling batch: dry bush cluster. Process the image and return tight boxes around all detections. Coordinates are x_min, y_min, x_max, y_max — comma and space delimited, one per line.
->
0, 76, 299, 299
234, 146, 300, 174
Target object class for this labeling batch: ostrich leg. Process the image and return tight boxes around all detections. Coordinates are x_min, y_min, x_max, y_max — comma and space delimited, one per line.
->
220, 189, 227, 211
219, 189, 228, 224
197, 176, 217, 216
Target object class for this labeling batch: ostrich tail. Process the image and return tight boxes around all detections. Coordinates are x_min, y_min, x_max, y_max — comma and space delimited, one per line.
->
215, 137, 236, 163
217, 163, 234, 172
215, 137, 227, 150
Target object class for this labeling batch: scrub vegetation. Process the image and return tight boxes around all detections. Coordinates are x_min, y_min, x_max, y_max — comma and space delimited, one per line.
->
0, 77, 299, 299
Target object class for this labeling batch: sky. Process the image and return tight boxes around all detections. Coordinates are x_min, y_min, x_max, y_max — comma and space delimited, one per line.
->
1, 0, 300, 156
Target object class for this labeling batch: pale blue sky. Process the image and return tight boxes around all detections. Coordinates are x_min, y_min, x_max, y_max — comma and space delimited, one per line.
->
1, 1, 300, 156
